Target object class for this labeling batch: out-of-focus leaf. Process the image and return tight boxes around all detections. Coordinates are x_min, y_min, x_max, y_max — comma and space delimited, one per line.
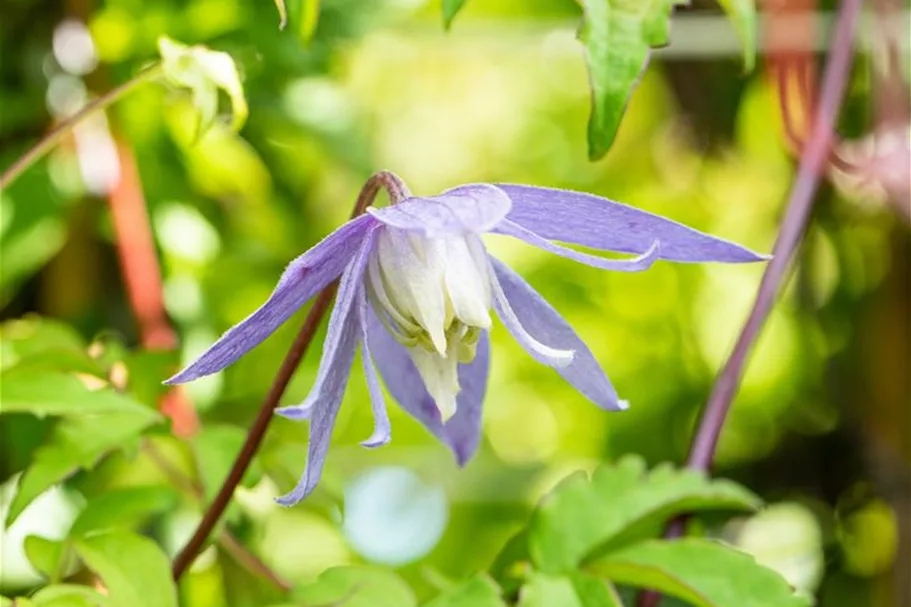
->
23, 535, 65, 580
69, 486, 178, 537
30, 584, 113, 607
192, 424, 261, 504
587, 539, 811, 607
0, 372, 154, 418
0, 195, 66, 303
158, 37, 247, 136
716, 0, 757, 71
529, 456, 761, 573
423, 575, 505, 606
7, 410, 160, 526
299, 0, 320, 42
1, 317, 85, 371
518, 572, 623, 607
0, 598, 34, 607
442, 0, 468, 29
73, 531, 178, 607
293, 566, 417, 607
578, 0, 686, 160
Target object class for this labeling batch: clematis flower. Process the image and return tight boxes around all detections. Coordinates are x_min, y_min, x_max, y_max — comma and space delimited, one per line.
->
166, 181, 767, 505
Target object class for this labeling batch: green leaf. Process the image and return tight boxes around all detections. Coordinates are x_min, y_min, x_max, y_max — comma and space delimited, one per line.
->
716, 0, 757, 71
578, 0, 686, 160
442, 0, 468, 29
69, 486, 178, 537
30, 585, 113, 607
299, 0, 321, 42
23, 535, 65, 580
6, 409, 160, 526
518, 572, 623, 607
588, 539, 811, 607
293, 566, 417, 607
192, 424, 260, 504
0, 371, 155, 418
423, 575, 505, 606
529, 457, 760, 573
73, 531, 178, 607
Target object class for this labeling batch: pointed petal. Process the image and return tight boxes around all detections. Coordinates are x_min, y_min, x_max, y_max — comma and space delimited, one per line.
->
368, 184, 511, 237
494, 218, 660, 272
489, 259, 575, 368
461, 184, 768, 263
274, 317, 359, 506
366, 308, 490, 465
357, 287, 391, 448
273, 230, 377, 506
276, 227, 378, 419
166, 214, 377, 384
489, 257, 626, 411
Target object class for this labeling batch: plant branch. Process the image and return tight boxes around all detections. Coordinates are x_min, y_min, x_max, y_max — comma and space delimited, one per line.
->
686, 0, 862, 472
0, 65, 161, 190
636, 0, 863, 604
171, 170, 409, 582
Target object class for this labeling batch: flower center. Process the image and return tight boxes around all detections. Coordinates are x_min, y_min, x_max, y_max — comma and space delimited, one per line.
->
366, 228, 492, 420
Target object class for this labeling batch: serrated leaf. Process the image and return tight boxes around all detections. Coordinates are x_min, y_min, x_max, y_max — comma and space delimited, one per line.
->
7, 410, 160, 526
578, 0, 686, 160
529, 456, 760, 573
587, 538, 811, 607
299, 0, 320, 42
30, 585, 113, 607
23, 535, 65, 581
716, 0, 756, 71
73, 531, 178, 607
423, 575, 505, 606
518, 572, 623, 607
69, 486, 178, 537
293, 566, 417, 607
443, 0, 468, 29
0, 372, 155, 417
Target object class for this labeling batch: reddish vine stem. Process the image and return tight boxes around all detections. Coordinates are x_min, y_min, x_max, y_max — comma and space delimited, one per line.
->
637, 0, 864, 604
171, 170, 406, 582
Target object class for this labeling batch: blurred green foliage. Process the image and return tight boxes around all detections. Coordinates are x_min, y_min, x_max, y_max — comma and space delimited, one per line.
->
1, 0, 908, 606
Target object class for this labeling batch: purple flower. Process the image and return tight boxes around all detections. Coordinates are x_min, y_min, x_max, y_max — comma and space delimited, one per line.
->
166, 182, 767, 505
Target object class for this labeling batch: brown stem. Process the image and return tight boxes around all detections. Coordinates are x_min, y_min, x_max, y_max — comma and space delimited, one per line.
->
171, 170, 409, 581
637, 0, 863, 604
0, 65, 161, 189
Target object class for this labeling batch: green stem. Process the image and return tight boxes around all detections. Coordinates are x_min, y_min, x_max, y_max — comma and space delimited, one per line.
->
0, 64, 163, 190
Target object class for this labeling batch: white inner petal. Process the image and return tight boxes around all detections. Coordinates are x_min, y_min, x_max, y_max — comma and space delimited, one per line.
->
366, 227, 495, 420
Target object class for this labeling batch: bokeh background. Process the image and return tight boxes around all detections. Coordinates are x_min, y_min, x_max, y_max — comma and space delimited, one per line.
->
1, 1, 908, 606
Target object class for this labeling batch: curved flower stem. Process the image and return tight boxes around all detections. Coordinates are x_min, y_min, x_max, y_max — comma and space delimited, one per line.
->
171, 170, 409, 582
0, 65, 162, 190
637, 0, 863, 604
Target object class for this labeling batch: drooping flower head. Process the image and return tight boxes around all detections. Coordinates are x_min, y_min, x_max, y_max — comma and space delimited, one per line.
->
166, 177, 767, 505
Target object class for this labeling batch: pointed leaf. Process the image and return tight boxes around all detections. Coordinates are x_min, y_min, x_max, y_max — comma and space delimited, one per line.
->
579, 0, 686, 159
73, 531, 178, 607
23, 536, 66, 581
424, 575, 506, 606
443, 0, 468, 29
587, 538, 811, 607
529, 456, 761, 573
716, 0, 757, 71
